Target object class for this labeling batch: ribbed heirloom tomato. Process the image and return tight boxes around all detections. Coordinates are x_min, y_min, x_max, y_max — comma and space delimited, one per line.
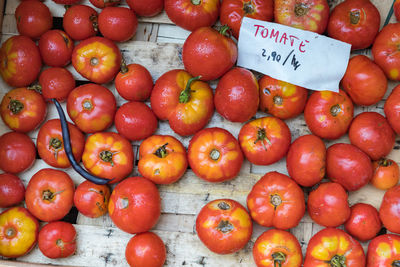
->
367, 234, 400, 266
371, 158, 400, 190
38, 221, 76, 259
384, 84, 400, 134
379, 185, 400, 234
74, 181, 110, 218
38, 30, 74, 67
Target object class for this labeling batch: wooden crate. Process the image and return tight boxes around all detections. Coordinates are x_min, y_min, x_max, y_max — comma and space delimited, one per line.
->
0, 0, 399, 266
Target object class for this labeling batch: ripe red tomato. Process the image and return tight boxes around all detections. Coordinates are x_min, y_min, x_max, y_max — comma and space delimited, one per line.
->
74, 181, 110, 218
98, 7, 138, 42
89, 0, 121, 8
196, 199, 253, 254
0, 87, 47, 133
125, 232, 166, 267
344, 203, 381, 242
0, 132, 36, 174
286, 134, 326, 187
67, 83, 116, 133
238, 116, 291, 165
114, 101, 158, 141
341, 55, 387, 106
396, 0, 400, 21
304, 89, 354, 140
182, 27, 237, 81
0, 173, 25, 208
371, 158, 400, 190
25, 168, 74, 222
38, 221, 76, 259
379, 185, 400, 234
326, 143, 373, 191
38, 30, 74, 67
52, 0, 81, 4
367, 234, 400, 266
348, 112, 395, 160
165, 0, 220, 31
275, 0, 329, 34
384, 84, 400, 134
108, 177, 161, 234
15, 1, 52, 39
247, 171, 305, 230
126, 0, 164, 17
38, 67, 75, 102
0, 35, 42, 87
115, 63, 154, 101
63, 5, 98, 41
188, 127, 243, 182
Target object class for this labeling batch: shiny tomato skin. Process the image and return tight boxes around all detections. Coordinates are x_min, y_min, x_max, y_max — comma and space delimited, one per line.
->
367, 234, 400, 266
0, 87, 47, 133
125, 232, 166, 267
188, 127, 243, 183
38, 30, 74, 67
15, 1, 52, 39
126, 0, 164, 17
182, 27, 237, 81
341, 55, 387, 106
0, 132, 36, 174
371, 158, 400, 190
238, 116, 291, 166
25, 168, 74, 222
38, 221, 76, 259
196, 199, 253, 254
348, 112, 395, 160
344, 203, 381, 242
39, 67, 75, 102
286, 134, 326, 187
90, 0, 121, 8
384, 84, 400, 134
63, 5, 98, 41
379, 185, 400, 234
98, 7, 138, 42
108, 177, 161, 234
304, 89, 354, 140
52, 0, 81, 4
0, 173, 25, 208
67, 83, 116, 133
73, 181, 110, 218
215, 67, 259, 122
247, 171, 305, 230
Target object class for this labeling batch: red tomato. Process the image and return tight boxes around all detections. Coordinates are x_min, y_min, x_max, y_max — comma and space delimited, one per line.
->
396, 0, 400, 21
379, 185, 400, 234
37, 119, 85, 169
63, 5, 98, 41
52, 0, 81, 4
114, 101, 158, 141
196, 199, 253, 254
304, 89, 354, 140
126, 0, 164, 17
238, 116, 291, 165
25, 168, 74, 222
67, 83, 117, 133
371, 158, 400, 190
384, 84, 400, 134
15, 1, 52, 39
108, 177, 161, 234
38, 221, 76, 259
367, 234, 400, 266
98, 7, 138, 42
38, 30, 74, 67
150, 69, 214, 136
188, 127, 243, 182
341, 55, 387, 106
286, 134, 326, 187
165, 0, 220, 31
348, 112, 395, 160
326, 143, 373, 191
275, 0, 329, 34
38, 67, 75, 102
344, 203, 381, 242
182, 27, 237, 81
74, 181, 110, 218
0, 132, 36, 174
247, 171, 305, 229
0, 173, 25, 208
0, 87, 47, 133
125, 232, 166, 267
89, 0, 121, 8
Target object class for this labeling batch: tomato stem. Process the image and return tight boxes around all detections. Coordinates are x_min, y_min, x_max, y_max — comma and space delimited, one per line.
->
155, 143, 169, 158
90, 57, 99, 66
8, 99, 24, 114
272, 252, 286, 267
120, 58, 129, 74
270, 194, 282, 209
330, 255, 346, 267
254, 128, 272, 151
209, 149, 221, 161
393, 260, 400, 267
379, 158, 392, 167
294, 3, 309, 17
56, 239, 65, 249
90, 14, 99, 32
42, 189, 65, 201
191, 0, 201, 5
217, 220, 234, 233
99, 150, 115, 167
218, 201, 231, 210
179, 76, 201, 103
82, 100, 93, 110
273, 95, 283, 106
5, 227, 16, 239
330, 104, 341, 117
350, 10, 361, 25
243, 1, 255, 15
27, 84, 42, 94
219, 25, 232, 37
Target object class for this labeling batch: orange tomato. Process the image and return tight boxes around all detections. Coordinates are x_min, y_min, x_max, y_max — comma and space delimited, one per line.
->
371, 158, 400, 190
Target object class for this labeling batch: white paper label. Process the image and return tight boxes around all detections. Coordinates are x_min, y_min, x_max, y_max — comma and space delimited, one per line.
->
237, 17, 351, 92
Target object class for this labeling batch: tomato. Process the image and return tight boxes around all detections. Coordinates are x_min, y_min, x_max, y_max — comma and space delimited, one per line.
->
0, 132, 36, 174
125, 232, 166, 267
164, 0, 220, 31
344, 203, 381, 242
37, 119, 85, 169
384, 84, 400, 134
52, 0, 81, 4
367, 234, 400, 266
304, 228, 365, 267
220, 0, 274, 39
67, 83, 117, 133
74, 181, 110, 218
182, 26, 237, 81
38, 221, 76, 259
126, 0, 164, 17
0, 173, 25, 208
114, 101, 158, 141
371, 158, 400, 190
341, 55, 387, 106
63, 5, 98, 41
15, 1, 52, 39
348, 112, 395, 160
215, 67, 259, 122
396, 0, 400, 22
253, 229, 302, 267
0, 35, 42, 87
89, 0, 121, 8
82, 132, 134, 184
38, 67, 75, 102
238, 116, 291, 165
25, 168, 74, 222
379, 185, 400, 234
326, 143, 373, 191
0, 87, 47, 133
0, 207, 39, 258
304, 89, 354, 140
115, 63, 154, 101
150, 69, 214, 136
108, 177, 161, 234
138, 135, 188, 184
274, 0, 329, 34
98, 7, 138, 42
187, 127, 243, 183
196, 199, 252, 254
38, 30, 74, 67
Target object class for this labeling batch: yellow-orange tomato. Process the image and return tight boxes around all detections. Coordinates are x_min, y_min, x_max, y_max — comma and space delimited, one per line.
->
367, 234, 400, 266
371, 158, 400, 190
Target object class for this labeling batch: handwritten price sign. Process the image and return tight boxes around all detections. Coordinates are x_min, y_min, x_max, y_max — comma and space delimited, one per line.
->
237, 18, 351, 92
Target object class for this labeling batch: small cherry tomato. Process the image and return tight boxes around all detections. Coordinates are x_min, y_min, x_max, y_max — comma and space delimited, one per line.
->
98, 7, 138, 42
38, 67, 75, 102
126, 0, 164, 17
367, 234, 400, 266
74, 181, 110, 218
384, 84, 400, 134
371, 158, 400, 190
15, 1, 52, 39
38, 221, 76, 259
38, 30, 74, 67
0, 173, 25, 208
125, 232, 166, 267
344, 203, 381, 242
63, 5, 98, 41
379, 185, 400, 234
89, 0, 121, 8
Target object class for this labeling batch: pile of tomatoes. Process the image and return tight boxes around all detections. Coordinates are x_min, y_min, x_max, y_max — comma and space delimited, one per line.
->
1, 0, 400, 266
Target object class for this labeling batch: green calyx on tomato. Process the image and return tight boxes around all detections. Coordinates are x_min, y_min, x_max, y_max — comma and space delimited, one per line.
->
120, 59, 129, 74
270, 194, 282, 210
154, 143, 169, 158
42, 189, 64, 202
350, 10, 360, 24
330, 104, 341, 117
294, 3, 309, 17
379, 158, 393, 167
49, 137, 62, 159
99, 150, 115, 167
8, 99, 24, 114
272, 251, 286, 267
255, 127, 272, 150
243, 1, 255, 15
179, 76, 201, 103
330, 254, 346, 267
